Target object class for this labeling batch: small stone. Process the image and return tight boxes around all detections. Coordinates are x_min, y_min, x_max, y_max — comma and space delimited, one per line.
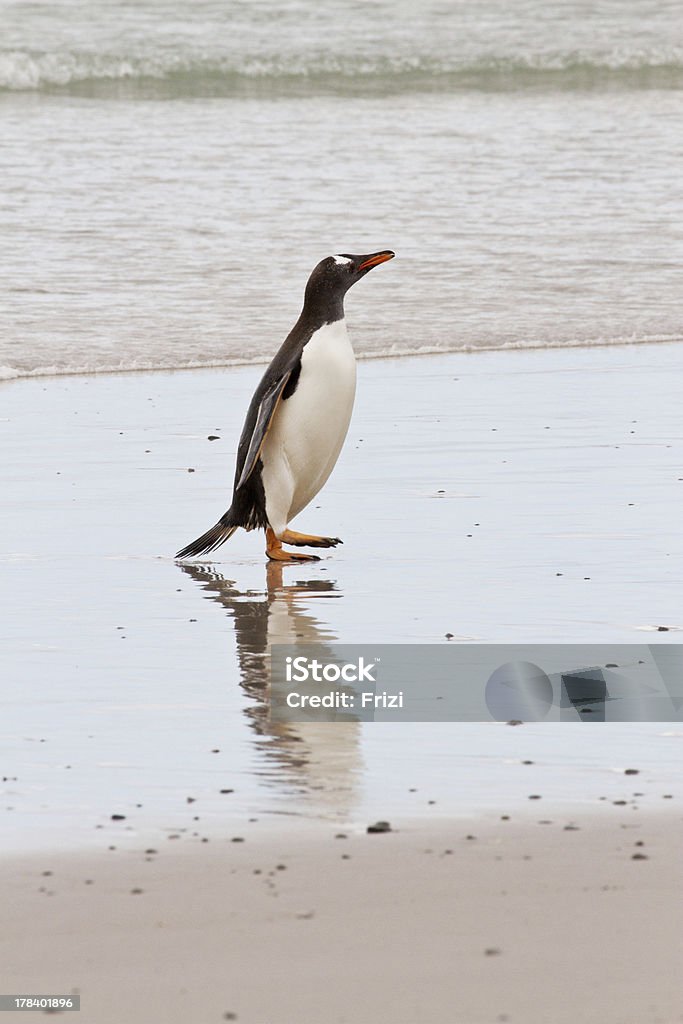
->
130, 888, 144, 895
528, 795, 542, 800
484, 947, 502, 956
624, 768, 639, 775
111, 814, 126, 821
631, 853, 648, 861
231, 837, 245, 843
207, 435, 220, 441
367, 821, 391, 834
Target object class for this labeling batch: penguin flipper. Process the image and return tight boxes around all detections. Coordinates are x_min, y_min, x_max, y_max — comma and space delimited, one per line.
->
235, 370, 292, 491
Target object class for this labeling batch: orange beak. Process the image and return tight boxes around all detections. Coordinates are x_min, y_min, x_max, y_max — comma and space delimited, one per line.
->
357, 250, 395, 272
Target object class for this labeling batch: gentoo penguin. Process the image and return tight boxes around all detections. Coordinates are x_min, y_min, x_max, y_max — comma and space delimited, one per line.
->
176, 249, 395, 562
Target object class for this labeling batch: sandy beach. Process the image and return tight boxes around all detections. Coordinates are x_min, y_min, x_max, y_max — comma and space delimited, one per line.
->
2, 343, 683, 1021
1, 815, 681, 1024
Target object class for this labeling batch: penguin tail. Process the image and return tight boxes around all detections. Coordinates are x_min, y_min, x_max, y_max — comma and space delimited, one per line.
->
175, 519, 238, 560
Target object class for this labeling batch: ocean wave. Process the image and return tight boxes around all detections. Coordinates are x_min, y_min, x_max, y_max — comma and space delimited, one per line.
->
2, 49, 683, 96
2, 334, 682, 384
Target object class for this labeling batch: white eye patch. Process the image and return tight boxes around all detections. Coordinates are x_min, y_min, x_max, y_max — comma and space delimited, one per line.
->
332, 255, 352, 266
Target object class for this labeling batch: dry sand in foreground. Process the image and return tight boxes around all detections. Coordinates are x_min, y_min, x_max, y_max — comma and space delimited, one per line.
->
2, 813, 681, 1024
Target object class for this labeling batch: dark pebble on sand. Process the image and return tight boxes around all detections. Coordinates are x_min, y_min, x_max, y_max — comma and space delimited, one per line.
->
631, 853, 648, 861
522, 760, 534, 765
186, 796, 196, 803
564, 825, 580, 831
223, 1013, 237, 1021
130, 888, 144, 895
231, 837, 245, 843
145, 849, 157, 854
484, 948, 502, 956
276, 864, 286, 871
528, 795, 542, 800
367, 821, 392, 834
187, 468, 195, 473
220, 789, 234, 794
335, 833, 347, 839
606, 663, 618, 668
111, 814, 126, 821
635, 840, 645, 847
465, 834, 477, 841
506, 720, 523, 726
624, 768, 639, 775
613, 800, 627, 805
501, 815, 510, 820
445, 632, 454, 640
657, 626, 669, 632
207, 435, 220, 441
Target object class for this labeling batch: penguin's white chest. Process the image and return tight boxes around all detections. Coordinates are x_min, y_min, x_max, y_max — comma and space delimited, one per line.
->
261, 319, 356, 530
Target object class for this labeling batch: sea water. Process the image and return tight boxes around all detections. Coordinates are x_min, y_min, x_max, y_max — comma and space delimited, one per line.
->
2, 0, 683, 379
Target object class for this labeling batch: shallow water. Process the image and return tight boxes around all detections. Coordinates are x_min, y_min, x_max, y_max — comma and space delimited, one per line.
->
2, 0, 683, 378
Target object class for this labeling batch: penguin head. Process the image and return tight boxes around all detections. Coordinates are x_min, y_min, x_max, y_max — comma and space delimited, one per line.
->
304, 250, 395, 314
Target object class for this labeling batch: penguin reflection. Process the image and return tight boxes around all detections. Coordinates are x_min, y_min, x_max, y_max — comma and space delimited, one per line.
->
178, 562, 361, 816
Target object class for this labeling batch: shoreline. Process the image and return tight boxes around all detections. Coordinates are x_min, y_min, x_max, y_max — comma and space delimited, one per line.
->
3, 332, 683, 385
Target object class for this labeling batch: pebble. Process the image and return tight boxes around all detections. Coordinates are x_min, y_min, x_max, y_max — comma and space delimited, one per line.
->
367, 821, 392, 834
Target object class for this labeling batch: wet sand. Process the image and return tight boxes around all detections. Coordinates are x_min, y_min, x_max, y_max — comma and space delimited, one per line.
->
2, 344, 683, 1020
1, 814, 681, 1024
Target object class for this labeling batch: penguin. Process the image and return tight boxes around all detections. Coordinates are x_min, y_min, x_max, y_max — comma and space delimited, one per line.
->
176, 249, 395, 562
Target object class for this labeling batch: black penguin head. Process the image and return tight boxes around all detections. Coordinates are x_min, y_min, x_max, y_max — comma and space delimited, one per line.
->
303, 250, 395, 319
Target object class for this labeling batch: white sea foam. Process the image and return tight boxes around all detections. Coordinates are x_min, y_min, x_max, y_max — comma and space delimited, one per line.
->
2, 333, 682, 384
